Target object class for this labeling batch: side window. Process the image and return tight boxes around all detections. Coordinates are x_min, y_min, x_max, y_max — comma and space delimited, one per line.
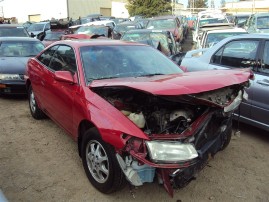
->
211, 40, 259, 68
211, 47, 223, 64
261, 41, 269, 74
37, 45, 58, 67
48, 45, 77, 73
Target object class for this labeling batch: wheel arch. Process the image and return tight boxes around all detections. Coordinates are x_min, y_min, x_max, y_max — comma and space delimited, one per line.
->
25, 79, 31, 92
78, 120, 98, 157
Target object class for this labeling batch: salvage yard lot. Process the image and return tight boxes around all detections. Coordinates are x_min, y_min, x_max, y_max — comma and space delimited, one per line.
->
0, 96, 269, 202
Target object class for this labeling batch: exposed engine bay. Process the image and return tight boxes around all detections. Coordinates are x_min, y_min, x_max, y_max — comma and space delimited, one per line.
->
92, 84, 244, 136
92, 83, 247, 197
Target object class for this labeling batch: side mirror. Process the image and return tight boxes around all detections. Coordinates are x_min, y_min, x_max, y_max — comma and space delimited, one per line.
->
36, 31, 45, 41
54, 71, 76, 84
30, 33, 35, 38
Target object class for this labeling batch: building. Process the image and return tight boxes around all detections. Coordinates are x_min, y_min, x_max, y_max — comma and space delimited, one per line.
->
0, 0, 114, 23
222, 0, 269, 14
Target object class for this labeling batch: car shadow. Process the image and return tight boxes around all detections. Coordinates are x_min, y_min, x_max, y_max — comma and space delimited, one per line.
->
232, 121, 269, 143
0, 94, 28, 100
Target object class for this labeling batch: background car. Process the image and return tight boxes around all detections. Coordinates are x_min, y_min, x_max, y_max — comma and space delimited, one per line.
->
197, 24, 247, 49
67, 25, 112, 38
146, 16, 184, 43
0, 24, 30, 37
27, 21, 50, 38
42, 20, 70, 47
112, 21, 143, 39
25, 39, 251, 197
180, 34, 269, 132
244, 12, 269, 33
0, 37, 45, 95
121, 29, 181, 56
192, 17, 229, 44
233, 14, 251, 28
111, 18, 131, 25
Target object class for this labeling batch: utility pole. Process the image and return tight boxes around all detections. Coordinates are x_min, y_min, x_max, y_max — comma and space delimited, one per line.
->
252, 0, 255, 13
0, 0, 4, 18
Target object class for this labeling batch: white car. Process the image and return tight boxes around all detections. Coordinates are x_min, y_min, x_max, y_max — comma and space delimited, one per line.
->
196, 26, 247, 49
69, 20, 115, 30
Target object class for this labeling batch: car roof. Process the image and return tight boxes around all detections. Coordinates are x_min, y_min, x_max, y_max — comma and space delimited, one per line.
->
223, 33, 269, 40
32, 22, 49, 25
0, 24, 26, 28
125, 29, 168, 34
53, 39, 146, 47
0, 37, 41, 42
149, 16, 177, 20
200, 23, 233, 28
117, 21, 137, 25
206, 28, 247, 34
200, 33, 269, 57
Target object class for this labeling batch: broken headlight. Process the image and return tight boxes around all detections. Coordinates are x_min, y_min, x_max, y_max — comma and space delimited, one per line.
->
145, 141, 198, 163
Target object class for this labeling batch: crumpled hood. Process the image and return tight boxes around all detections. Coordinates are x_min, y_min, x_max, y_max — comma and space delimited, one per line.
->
89, 69, 251, 95
0, 57, 29, 74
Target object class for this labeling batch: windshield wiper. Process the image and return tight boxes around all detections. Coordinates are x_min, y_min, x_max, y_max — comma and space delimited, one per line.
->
87, 76, 118, 82
137, 73, 165, 77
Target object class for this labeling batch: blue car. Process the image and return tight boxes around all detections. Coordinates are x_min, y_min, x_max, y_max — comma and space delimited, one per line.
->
180, 34, 269, 132
0, 37, 45, 95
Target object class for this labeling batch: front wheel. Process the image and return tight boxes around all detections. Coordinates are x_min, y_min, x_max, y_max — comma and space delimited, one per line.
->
28, 85, 46, 119
81, 128, 125, 194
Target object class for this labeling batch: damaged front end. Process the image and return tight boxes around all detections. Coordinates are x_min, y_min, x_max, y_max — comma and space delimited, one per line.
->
91, 81, 249, 197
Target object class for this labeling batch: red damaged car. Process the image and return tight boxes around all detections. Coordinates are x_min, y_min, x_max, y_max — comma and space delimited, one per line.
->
25, 40, 252, 196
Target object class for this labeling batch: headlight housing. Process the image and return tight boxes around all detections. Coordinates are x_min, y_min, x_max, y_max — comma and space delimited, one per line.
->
224, 90, 244, 112
145, 141, 198, 163
0, 74, 21, 80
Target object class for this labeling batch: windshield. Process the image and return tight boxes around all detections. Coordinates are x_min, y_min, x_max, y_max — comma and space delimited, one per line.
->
27, 23, 46, 32
80, 45, 183, 84
205, 32, 247, 48
44, 31, 63, 41
0, 41, 45, 57
122, 32, 170, 52
147, 19, 176, 29
0, 27, 29, 37
257, 16, 269, 29
75, 26, 108, 36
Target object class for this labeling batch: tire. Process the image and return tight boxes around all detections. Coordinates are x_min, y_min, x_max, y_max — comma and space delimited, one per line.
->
28, 85, 46, 120
220, 124, 232, 150
81, 128, 126, 194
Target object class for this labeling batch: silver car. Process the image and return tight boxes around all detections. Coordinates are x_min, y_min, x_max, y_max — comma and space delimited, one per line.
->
181, 34, 269, 131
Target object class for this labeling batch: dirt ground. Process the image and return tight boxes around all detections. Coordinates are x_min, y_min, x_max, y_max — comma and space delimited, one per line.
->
1, 34, 269, 202
1, 96, 269, 202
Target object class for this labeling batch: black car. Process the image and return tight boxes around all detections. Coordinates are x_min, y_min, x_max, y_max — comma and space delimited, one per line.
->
0, 24, 30, 37
0, 37, 45, 95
